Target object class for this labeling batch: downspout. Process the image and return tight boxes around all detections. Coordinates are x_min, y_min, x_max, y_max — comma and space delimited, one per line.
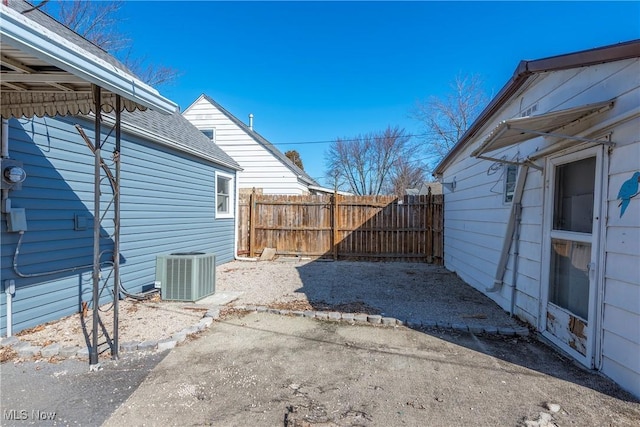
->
5, 284, 12, 337
2, 119, 13, 337
487, 164, 529, 292
510, 201, 522, 317
1, 119, 9, 209
1, 119, 8, 157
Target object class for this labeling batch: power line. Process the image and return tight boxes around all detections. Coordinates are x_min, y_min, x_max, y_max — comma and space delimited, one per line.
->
217, 130, 460, 147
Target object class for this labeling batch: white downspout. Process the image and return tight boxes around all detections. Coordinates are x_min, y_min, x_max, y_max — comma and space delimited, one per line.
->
5, 281, 14, 337
2, 119, 13, 337
1, 119, 9, 210
510, 201, 523, 317
1, 119, 8, 157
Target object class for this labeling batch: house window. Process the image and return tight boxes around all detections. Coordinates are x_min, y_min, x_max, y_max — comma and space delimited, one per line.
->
504, 164, 518, 203
201, 128, 216, 143
216, 172, 234, 219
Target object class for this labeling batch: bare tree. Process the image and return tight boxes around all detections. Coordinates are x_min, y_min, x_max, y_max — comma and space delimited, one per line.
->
55, 0, 129, 53
411, 73, 488, 167
388, 157, 428, 197
325, 126, 425, 196
285, 150, 304, 171
43, 0, 179, 87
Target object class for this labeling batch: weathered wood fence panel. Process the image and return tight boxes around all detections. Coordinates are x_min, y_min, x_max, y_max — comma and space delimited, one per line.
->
237, 192, 443, 264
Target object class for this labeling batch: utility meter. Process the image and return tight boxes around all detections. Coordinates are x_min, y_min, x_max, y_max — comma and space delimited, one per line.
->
1, 159, 26, 190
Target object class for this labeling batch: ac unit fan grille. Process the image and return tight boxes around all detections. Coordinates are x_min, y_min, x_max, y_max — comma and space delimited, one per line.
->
156, 253, 216, 302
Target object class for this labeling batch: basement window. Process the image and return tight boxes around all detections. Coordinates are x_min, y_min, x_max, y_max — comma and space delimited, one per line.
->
216, 172, 234, 219
504, 164, 518, 203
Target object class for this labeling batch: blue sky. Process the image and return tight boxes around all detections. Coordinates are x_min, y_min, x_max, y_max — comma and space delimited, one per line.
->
117, 1, 639, 186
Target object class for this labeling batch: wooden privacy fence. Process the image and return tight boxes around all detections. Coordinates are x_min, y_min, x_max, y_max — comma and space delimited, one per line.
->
237, 192, 443, 264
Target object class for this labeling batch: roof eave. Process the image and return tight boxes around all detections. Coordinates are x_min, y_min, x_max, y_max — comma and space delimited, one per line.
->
433, 64, 532, 176
0, 5, 178, 114
433, 39, 640, 176
199, 94, 320, 186
88, 114, 242, 171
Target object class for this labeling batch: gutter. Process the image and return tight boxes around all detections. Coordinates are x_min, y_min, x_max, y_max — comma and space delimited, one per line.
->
433, 39, 640, 176
0, 5, 177, 114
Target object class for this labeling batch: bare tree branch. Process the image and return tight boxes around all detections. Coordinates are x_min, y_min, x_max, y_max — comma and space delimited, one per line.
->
325, 126, 426, 196
44, 0, 179, 87
411, 73, 488, 168
55, 0, 130, 53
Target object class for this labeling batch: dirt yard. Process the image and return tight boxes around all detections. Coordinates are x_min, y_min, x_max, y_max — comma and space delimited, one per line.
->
2, 258, 639, 426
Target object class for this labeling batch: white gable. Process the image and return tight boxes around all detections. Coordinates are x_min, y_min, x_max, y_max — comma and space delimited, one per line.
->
183, 97, 310, 195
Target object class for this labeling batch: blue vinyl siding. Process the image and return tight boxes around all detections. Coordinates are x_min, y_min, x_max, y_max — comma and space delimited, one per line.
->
1, 115, 236, 336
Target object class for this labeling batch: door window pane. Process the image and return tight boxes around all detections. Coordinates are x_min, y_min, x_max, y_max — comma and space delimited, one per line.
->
553, 157, 595, 233
549, 239, 591, 320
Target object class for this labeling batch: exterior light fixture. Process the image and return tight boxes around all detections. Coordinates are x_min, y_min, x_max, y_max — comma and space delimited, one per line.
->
441, 176, 456, 192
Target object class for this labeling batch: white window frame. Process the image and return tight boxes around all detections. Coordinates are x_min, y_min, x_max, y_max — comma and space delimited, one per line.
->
215, 171, 234, 219
504, 164, 518, 203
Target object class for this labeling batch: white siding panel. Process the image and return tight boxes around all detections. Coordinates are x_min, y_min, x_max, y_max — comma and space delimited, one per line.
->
605, 227, 640, 259
513, 292, 538, 324
603, 304, 640, 345
601, 357, 640, 399
184, 97, 309, 195
605, 252, 640, 286
514, 274, 541, 305
605, 278, 640, 316
602, 329, 640, 375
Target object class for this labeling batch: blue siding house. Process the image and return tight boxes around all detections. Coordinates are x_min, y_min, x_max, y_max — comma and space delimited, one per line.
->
1, 110, 241, 336
0, 1, 241, 338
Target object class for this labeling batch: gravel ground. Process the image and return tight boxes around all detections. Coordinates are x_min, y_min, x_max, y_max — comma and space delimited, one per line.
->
1, 298, 205, 363
2, 257, 522, 364
216, 258, 523, 329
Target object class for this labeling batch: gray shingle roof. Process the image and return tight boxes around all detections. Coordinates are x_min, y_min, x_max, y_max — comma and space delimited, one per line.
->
201, 95, 319, 186
9, 0, 132, 73
119, 109, 241, 170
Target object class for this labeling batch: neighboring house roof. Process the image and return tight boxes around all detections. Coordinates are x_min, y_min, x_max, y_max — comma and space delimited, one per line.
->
115, 109, 242, 170
433, 39, 640, 176
1, 0, 176, 118
405, 182, 442, 196
197, 94, 319, 186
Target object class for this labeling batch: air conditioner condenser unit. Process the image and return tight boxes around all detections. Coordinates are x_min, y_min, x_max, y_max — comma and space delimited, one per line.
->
155, 252, 216, 302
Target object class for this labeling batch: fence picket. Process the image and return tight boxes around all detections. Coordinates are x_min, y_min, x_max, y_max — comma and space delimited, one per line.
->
237, 193, 443, 264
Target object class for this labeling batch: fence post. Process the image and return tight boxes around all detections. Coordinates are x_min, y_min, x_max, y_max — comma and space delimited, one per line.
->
332, 191, 339, 260
426, 188, 433, 263
249, 187, 257, 258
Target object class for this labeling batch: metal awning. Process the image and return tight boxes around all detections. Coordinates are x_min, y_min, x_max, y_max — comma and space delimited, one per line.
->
0, 4, 177, 118
471, 100, 615, 159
